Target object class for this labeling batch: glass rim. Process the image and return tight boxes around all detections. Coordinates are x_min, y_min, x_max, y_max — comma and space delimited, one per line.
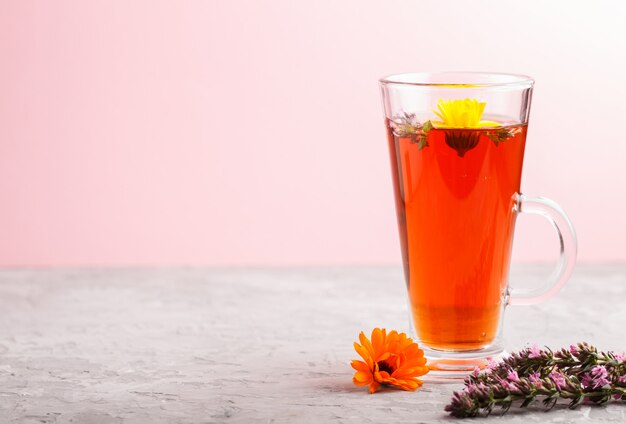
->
379, 72, 534, 88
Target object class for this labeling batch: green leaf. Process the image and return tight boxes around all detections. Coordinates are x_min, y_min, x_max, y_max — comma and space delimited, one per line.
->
487, 127, 514, 146
417, 137, 429, 150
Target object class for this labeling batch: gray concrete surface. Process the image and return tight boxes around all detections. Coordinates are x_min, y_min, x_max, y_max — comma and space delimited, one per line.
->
0, 265, 624, 423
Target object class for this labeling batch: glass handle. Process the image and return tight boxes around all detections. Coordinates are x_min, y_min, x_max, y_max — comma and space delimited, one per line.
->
508, 194, 577, 306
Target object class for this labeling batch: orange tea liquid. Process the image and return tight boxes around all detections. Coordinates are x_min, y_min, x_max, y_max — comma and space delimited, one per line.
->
387, 123, 527, 351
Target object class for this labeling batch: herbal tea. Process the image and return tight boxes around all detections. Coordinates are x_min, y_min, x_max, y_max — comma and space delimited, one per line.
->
387, 120, 527, 350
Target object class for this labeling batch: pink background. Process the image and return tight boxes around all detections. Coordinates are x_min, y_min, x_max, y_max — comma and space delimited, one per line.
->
1, 1, 625, 267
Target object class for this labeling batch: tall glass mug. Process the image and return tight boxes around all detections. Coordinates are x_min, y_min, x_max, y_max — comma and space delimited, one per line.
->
379, 73, 577, 378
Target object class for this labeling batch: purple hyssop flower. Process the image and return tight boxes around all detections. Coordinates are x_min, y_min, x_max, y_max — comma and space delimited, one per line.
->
528, 344, 542, 358
529, 372, 541, 383
582, 365, 610, 389
549, 370, 567, 389
507, 370, 520, 382
500, 379, 516, 391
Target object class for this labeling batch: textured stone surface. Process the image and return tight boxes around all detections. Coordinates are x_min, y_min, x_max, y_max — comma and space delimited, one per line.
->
0, 265, 624, 423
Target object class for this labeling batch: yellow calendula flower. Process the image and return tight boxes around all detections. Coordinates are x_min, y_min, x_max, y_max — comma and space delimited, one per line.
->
432, 99, 500, 129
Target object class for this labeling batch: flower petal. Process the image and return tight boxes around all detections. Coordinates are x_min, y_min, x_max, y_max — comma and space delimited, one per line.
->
353, 342, 371, 363
368, 381, 380, 394
353, 377, 370, 387
377, 352, 391, 362
374, 370, 391, 382
354, 371, 373, 383
371, 328, 384, 358
389, 377, 423, 391
351, 360, 370, 372
359, 332, 375, 358
432, 98, 495, 128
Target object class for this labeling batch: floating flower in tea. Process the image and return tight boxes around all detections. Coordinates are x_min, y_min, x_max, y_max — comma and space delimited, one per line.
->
432, 98, 500, 129
432, 98, 502, 157
389, 99, 517, 157
440, 129, 480, 157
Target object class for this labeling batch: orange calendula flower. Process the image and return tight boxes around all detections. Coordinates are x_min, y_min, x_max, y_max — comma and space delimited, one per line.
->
351, 328, 429, 393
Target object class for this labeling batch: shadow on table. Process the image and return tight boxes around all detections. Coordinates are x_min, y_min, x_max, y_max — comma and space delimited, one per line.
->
439, 402, 596, 421
312, 376, 368, 394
